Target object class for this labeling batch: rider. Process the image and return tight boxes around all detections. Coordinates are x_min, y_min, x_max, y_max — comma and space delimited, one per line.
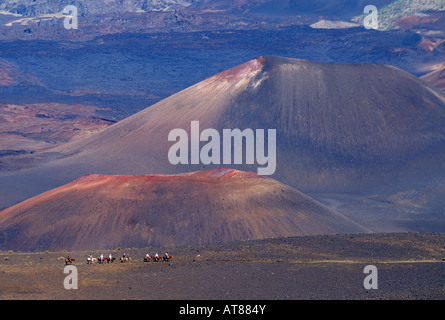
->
155, 253, 159, 260
100, 253, 104, 262
164, 252, 169, 258
109, 253, 113, 262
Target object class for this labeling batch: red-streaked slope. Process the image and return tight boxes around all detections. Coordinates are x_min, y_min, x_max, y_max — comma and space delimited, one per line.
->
0, 168, 368, 251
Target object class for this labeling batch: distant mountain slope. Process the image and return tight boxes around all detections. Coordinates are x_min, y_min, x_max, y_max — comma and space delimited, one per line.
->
352, 0, 445, 30
1, 0, 198, 16
0, 168, 368, 251
2, 0, 444, 42
0, 0, 395, 17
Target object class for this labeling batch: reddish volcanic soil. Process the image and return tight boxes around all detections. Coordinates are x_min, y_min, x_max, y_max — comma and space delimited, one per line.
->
421, 66, 445, 94
0, 60, 41, 86
0, 59, 116, 171
394, 12, 445, 33
0, 102, 114, 171
0, 61, 15, 86
0, 168, 368, 252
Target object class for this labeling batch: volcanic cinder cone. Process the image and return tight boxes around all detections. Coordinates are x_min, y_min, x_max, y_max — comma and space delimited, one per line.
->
0, 168, 368, 251
1, 55, 444, 207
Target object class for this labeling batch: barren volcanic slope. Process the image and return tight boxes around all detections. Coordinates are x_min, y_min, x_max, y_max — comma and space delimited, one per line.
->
0, 168, 368, 252
1, 55, 444, 208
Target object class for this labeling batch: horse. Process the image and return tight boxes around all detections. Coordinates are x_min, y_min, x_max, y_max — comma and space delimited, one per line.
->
87, 257, 97, 264
65, 258, 75, 265
120, 257, 131, 263
163, 255, 173, 262
143, 256, 152, 262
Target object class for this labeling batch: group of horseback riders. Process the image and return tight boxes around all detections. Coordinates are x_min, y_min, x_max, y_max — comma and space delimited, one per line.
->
97, 253, 118, 263
144, 252, 172, 262
68, 251, 172, 265
85, 252, 131, 263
